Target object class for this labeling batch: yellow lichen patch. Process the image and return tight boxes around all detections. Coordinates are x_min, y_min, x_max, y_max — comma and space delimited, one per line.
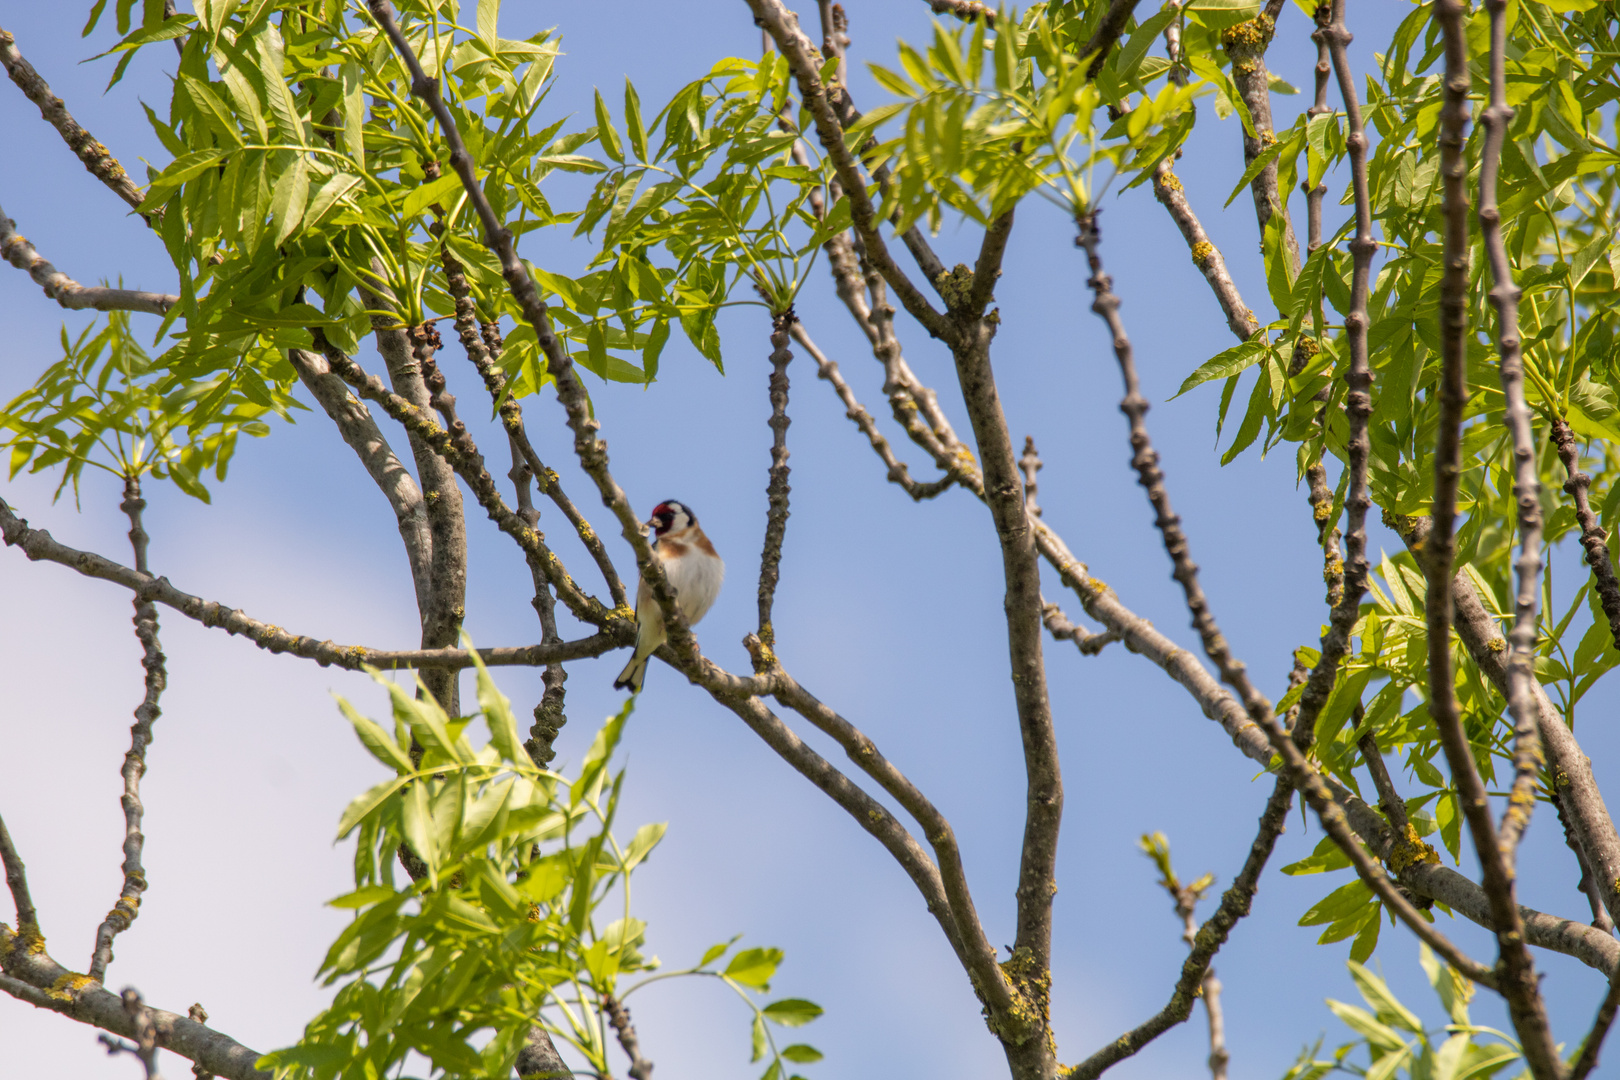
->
1488, 638, 1507, 653
1157, 169, 1183, 193
1387, 823, 1440, 875
1261, 130, 1278, 149
1313, 501, 1331, 522
1323, 556, 1344, 581
1220, 13, 1275, 51
989, 946, 1051, 1044
47, 972, 98, 1001
1190, 241, 1216, 266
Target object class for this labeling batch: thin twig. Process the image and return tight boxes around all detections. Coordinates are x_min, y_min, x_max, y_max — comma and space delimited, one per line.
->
438, 243, 627, 611
1430, 6, 1558, 1073
1287, 0, 1377, 759
792, 323, 952, 500
926, 0, 995, 27
1041, 601, 1121, 656
99, 987, 165, 1080
1570, 971, 1620, 1080
0, 26, 147, 211
0, 495, 620, 669
89, 478, 166, 985
755, 310, 795, 666
1150, 163, 1260, 341
1477, 0, 1544, 864
1076, 208, 1496, 990
0, 206, 176, 314
602, 993, 653, 1080
1552, 418, 1620, 650
1068, 778, 1291, 1079
0, 810, 38, 934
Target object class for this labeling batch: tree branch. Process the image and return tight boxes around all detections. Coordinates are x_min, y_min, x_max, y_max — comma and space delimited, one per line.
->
286, 347, 435, 615
1551, 419, 1620, 651
746, 0, 955, 342
754, 311, 795, 665
0, 27, 147, 212
1150, 162, 1260, 341
1067, 778, 1291, 1079
1218, 9, 1299, 269
1397, 511, 1620, 934
355, 281, 467, 715
1430, 7, 1558, 1071
437, 244, 627, 612
0, 205, 176, 314
792, 322, 952, 500
1076, 207, 1496, 990
88, 478, 166, 985
1080, 0, 1146, 80
927, 0, 995, 27
602, 993, 653, 1080
1475, 0, 1544, 865
0, 925, 269, 1080
0, 811, 37, 935
0, 495, 620, 669
1570, 971, 1620, 1080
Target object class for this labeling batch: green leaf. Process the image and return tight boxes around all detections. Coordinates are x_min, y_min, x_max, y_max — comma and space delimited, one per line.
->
1348, 960, 1424, 1033
341, 61, 366, 170
763, 999, 823, 1028
780, 1044, 823, 1063
625, 79, 648, 162
337, 774, 412, 838
725, 946, 784, 989
401, 173, 466, 220
467, 638, 525, 764
1173, 336, 1267, 398
269, 155, 310, 248
328, 884, 396, 910
338, 698, 414, 774
595, 89, 624, 163
145, 149, 229, 206
1325, 998, 1404, 1051
622, 821, 667, 872
571, 700, 633, 808
700, 937, 740, 966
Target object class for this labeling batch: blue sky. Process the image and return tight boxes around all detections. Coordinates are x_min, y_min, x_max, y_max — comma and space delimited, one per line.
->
5, 2, 1620, 1079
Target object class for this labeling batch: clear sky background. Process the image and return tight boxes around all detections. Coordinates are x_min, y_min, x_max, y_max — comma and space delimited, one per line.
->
5, 2, 1620, 1079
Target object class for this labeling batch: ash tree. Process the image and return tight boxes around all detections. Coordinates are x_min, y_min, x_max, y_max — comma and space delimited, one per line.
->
4, 1, 1620, 1079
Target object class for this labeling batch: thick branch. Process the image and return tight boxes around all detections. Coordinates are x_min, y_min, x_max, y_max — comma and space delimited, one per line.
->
356, 283, 467, 714
0, 27, 146, 212
0, 926, 269, 1080
287, 347, 434, 614
0, 206, 175, 314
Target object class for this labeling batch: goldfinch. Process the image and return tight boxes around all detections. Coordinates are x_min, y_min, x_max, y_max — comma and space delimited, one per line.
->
613, 500, 724, 692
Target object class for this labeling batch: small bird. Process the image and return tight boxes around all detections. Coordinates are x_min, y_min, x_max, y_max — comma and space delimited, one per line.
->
613, 500, 724, 692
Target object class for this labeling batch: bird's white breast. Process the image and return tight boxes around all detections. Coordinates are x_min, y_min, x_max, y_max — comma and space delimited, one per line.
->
665, 544, 724, 625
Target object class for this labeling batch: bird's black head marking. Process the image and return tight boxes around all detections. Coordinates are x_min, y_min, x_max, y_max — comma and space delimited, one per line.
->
650, 500, 693, 536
